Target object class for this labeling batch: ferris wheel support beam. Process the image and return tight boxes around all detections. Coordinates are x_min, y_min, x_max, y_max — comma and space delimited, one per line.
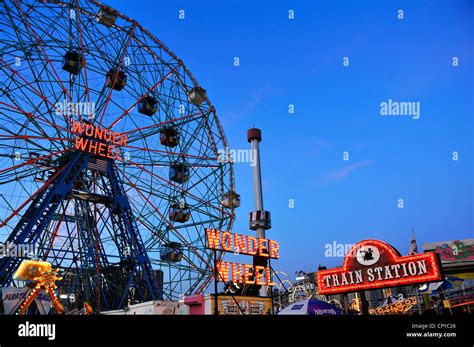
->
0, 150, 161, 310
106, 160, 162, 306
0, 151, 84, 285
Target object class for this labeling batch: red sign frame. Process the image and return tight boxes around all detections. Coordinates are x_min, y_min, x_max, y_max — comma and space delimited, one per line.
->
317, 239, 443, 295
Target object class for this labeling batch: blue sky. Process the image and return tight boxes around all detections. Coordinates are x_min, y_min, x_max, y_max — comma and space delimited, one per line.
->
109, 0, 473, 278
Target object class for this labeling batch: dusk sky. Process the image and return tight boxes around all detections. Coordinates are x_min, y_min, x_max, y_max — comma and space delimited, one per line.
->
68, 0, 474, 277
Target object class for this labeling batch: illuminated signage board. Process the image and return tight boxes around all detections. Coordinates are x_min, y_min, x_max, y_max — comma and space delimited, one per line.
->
71, 119, 126, 161
205, 228, 279, 287
369, 296, 417, 315
316, 239, 443, 295
211, 295, 273, 315
205, 228, 279, 259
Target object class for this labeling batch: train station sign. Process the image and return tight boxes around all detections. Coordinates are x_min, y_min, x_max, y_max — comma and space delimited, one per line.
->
317, 239, 443, 295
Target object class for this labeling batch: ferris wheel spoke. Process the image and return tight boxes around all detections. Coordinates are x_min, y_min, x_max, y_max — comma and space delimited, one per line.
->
0, 69, 66, 147
0, 134, 69, 142
122, 143, 218, 163
115, 165, 213, 270
0, 59, 69, 125
0, 147, 71, 175
124, 159, 229, 217
123, 180, 170, 207
133, 216, 203, 273
95, 24, 137, 128
123, 113, 202, 147
0, 161, 68, 228
0, 133, 70, 161
121, 112, 202, 137
108, 65, 180, 129
14, 0, 72, 103
0, 100, 72, 153
167, 70, 221, 157
0, 166, 37, 185
178, 117, 216, 158
74, 0, 93, 113
0, 93, 66, 153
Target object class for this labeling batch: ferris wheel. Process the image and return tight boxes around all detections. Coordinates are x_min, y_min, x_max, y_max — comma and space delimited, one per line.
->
0, 0, 237, 312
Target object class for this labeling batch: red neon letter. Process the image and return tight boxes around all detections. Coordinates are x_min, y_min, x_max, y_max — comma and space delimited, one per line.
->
71, 119, 84, 134
75, 136, 88, 151
120, 134, 128, 147
221, 231, 232, 252
255, 266, 265, 285
233, 233, 246, 254
265, 266, 275, 286
97, 143, 106, 157
269, 240, 279, 259
247, 236, 257, 255
244, 264, 255, 285
258, 238, 269, 257
232, 263, 244, 284
206, 229, 220, 250
215, 261, 230, 282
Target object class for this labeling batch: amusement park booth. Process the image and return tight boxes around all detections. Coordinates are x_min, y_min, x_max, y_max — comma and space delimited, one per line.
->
422, 238, 474, 311
184, 294, 273, 315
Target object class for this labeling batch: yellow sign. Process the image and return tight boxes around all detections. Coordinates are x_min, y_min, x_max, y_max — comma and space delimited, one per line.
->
13, 260, 52, 281
13, 260, 64, 315
211, 295, 272, 315
369, 296, 417, 315
452, 272, 474, 280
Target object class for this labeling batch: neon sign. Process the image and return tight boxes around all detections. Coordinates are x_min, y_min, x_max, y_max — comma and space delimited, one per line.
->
369, 296, 417, 315
205, 228, 279, 287
214, 261, 275, 286
316, 239, 443, 295
70, 119, 127, 161
205, 228, 279, 259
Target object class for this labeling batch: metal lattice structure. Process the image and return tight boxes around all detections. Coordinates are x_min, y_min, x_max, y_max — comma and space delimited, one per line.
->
0, 0, 235, 312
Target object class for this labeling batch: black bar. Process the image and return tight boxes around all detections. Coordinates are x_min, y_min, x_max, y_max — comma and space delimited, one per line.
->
0, 315, 473, 345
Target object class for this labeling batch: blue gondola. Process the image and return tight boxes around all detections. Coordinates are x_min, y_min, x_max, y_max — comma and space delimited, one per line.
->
62, 51, 84, 75
138, 96, 158, 116
169, 162, 189, 184
97, 6, 117, 27
160, 127, 179, 147
106, 69, 127, 91
169, 202, 191, 223
160, 242, 184, 262
220, 191, 241, 209
187, 86, 206, 105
